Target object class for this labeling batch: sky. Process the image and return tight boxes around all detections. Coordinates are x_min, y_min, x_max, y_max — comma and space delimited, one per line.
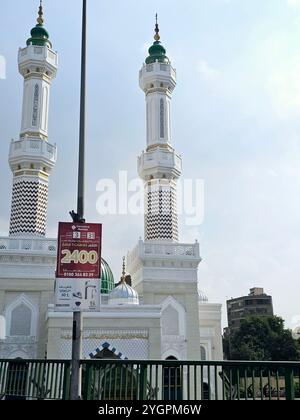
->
0, 0, 300, 330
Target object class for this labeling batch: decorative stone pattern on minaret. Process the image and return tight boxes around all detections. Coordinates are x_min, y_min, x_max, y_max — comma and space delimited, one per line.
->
138, 22, 182, 242
8, 4, 58, 237
9, 179, 48, 236
145, 179, 179, 241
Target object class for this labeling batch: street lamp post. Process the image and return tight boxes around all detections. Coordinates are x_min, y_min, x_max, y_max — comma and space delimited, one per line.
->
70, 0, 87, 400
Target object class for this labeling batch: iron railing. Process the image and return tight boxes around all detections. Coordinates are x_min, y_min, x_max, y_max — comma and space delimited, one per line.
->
0, 359, 299, 400
0, 360, 70, 400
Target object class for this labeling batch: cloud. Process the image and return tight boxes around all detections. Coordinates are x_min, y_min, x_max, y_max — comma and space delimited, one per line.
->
287, 0, 300, 6
140, 43, 149, 54
196, 59, 220, 80
267, 57, 300, 118
228, 17, 300, 119
197, 150, 300, 328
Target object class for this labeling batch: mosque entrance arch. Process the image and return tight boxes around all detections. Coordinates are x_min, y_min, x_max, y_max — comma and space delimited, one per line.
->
83, 343, 138, 400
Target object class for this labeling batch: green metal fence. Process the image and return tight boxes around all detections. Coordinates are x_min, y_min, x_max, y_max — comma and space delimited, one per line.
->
0, 360, 70, 400
0, 359, 299, 400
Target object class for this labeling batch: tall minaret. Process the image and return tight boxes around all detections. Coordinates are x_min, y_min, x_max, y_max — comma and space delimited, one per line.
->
128, 20, 222, 363
8, 2, 58, 237
138, 17, 182, 242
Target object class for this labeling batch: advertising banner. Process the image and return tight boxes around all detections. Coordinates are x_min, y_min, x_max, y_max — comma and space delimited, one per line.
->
55, 222, 102, 312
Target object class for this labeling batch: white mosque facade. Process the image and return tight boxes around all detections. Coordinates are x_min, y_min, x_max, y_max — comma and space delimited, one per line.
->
0, 5, 223, 364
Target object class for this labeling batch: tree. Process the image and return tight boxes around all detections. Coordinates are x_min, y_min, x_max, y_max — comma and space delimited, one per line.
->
224, 316, 300, 361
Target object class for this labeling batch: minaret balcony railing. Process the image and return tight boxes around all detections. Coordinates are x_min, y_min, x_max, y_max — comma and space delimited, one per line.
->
139, 62, 177, 83
9, 137, 57, 164
0, 237, 57, 254
127, 240, 200, 267
18, 45, 58, 67
143, 241, 200, 258
138, 148, 182, 177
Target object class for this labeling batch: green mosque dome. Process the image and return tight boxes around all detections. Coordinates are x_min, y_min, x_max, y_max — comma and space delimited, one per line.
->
101, 258, 115, 294
145, 16, 169, 65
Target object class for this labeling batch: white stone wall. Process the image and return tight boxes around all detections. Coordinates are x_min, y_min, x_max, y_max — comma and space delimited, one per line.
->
18, 44, 58, 139
199, 302, 223, 361
0, 239, 56, 359
46, 306, 162, 360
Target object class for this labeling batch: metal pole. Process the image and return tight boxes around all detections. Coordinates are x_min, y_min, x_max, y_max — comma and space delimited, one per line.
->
70, 0, 87, 400
77, 0, 87, 222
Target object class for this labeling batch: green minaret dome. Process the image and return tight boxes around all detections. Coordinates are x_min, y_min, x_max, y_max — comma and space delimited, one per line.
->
146, 41, 169, 65
27, 24, 50, 46
26, 2, 52, 47
146, 16, 169, 65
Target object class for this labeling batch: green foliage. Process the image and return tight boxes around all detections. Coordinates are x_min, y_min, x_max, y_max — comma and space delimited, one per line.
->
224, 316, 300, 361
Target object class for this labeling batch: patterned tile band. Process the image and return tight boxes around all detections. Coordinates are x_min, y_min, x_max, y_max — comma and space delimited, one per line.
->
145, 181, 178, 241
9, 179, 48, 237
89, 341, 128, 360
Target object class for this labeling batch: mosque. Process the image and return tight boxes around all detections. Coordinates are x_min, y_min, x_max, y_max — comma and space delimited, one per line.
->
0, 3, 223, 365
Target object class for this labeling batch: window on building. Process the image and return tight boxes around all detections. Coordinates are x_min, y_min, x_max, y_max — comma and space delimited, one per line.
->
10, 304, 32, 336
200, 346, 207, 361
160, 98, 165, 138
257, 299, 270, 305
162, 305, 179, 335
163, 356, 182, 400
32, 84, 39, 126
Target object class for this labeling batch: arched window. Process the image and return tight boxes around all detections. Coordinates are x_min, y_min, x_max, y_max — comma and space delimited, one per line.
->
163, 356, 182, 400
5, 294, 38, 338
32, 84, 39, 126
10, 304, 32, 336
161, 297, 186, 338
162, 305, 179, 335
160, 98, 165, 138
200, 345, 207, 361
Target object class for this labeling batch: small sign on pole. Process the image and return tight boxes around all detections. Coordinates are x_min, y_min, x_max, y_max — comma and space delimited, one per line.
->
55, 222, 102, 312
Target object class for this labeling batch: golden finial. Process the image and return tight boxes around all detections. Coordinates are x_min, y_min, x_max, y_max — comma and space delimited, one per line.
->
154, 13, 160, 42
37, 0, 44, 25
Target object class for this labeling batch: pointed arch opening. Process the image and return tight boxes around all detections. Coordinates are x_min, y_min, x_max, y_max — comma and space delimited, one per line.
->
163, 356, 183, 400
161, 296, 186, 338
5, 294, 38, 338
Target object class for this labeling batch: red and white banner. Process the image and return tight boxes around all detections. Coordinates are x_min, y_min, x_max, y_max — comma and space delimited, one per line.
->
55, 222, 102, 312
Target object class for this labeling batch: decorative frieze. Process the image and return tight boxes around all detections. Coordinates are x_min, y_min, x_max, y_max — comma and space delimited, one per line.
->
61, 328, 149, 341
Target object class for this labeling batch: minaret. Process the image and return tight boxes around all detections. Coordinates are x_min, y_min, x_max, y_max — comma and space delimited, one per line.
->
138, 16, 182, 242
8, 1, 58, 237
128, 19, 222, 363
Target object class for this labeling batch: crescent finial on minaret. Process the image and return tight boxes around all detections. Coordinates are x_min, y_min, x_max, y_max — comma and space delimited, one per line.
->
154, 13, 160, 42
37, 0, 44, 25
121, 256, 126, 283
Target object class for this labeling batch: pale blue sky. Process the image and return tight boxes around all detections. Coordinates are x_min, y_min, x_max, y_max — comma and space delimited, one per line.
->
1, 0, 300, 329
